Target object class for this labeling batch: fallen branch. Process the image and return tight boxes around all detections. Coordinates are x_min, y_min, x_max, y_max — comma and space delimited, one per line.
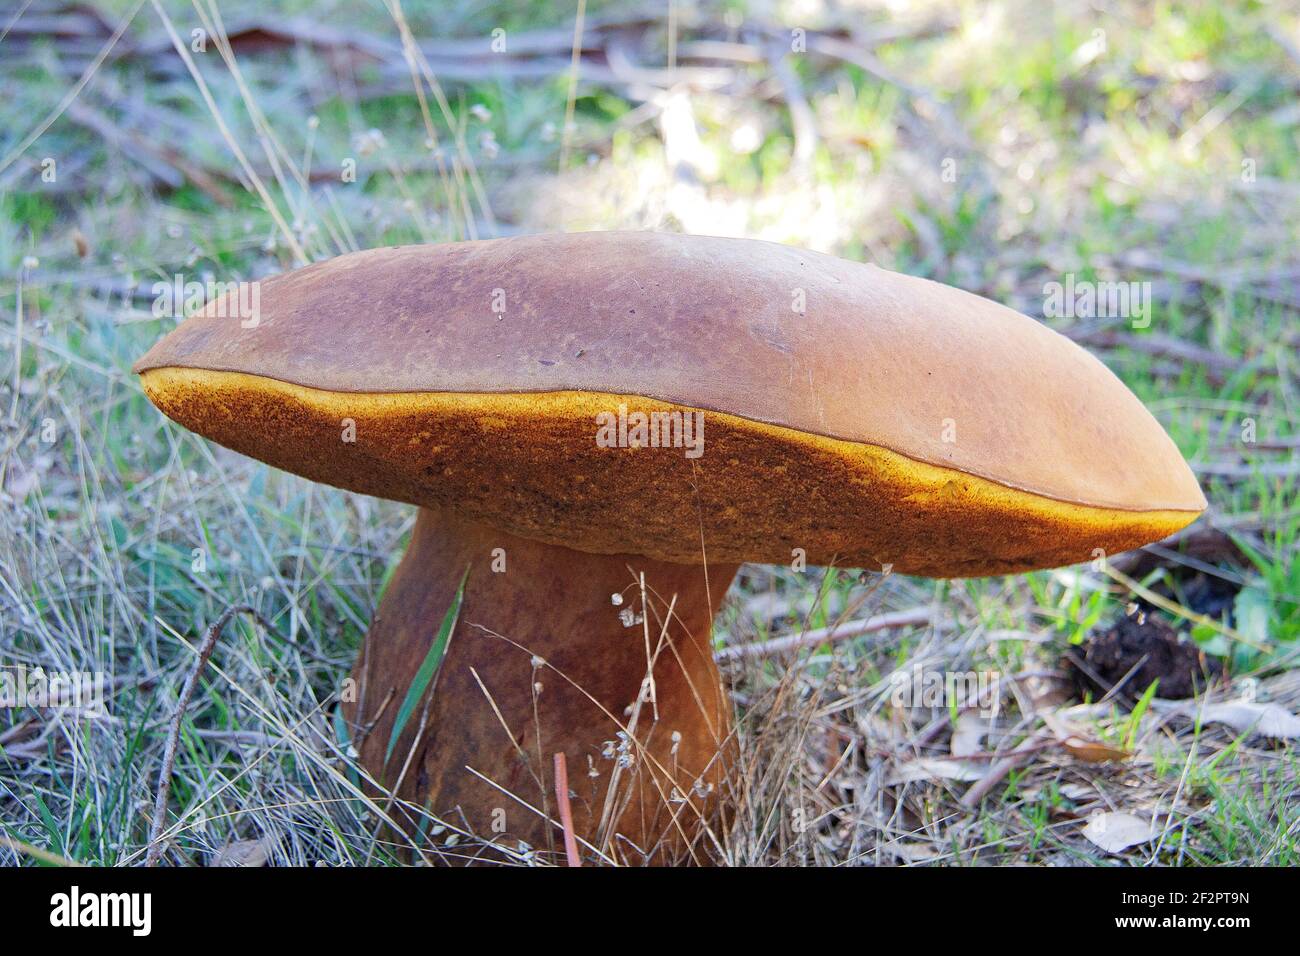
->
1069, 329, 1248, 380
959, 734, 1043, 808
1190, 458, 1300, 478
716, 606, 933, 662
766, 40, 817, 178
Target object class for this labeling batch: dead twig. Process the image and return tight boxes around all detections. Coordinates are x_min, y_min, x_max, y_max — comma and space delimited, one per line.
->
1069, 329, 1249, 381
960, 734, 1043, 808
766, 41, 816, 179
716, 606, 933, 663
144, 604, 270, 866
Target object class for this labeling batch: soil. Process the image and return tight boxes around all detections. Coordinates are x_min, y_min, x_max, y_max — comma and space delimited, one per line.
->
1068, 611, 1223, 702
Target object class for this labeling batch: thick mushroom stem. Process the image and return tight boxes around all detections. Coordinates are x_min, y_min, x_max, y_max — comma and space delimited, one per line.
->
345, 507, 740, 864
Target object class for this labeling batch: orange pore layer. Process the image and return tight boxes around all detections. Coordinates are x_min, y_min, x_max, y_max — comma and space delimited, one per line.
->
140, 366, 1201, 577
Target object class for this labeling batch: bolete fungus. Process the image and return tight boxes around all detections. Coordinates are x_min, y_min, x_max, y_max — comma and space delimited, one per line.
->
135, 231, 1205, 863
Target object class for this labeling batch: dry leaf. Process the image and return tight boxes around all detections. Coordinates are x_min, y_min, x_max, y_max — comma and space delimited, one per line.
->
4, 454, 52, 500
886, 757, 984, 785
1060, 735, 1132, 763
212, 837, 271, 867
1082, 812, 1154, 854
1042, 711, 1132, 762
1198, 701, 1300, 739
950, 713, 989, 758
887, 841, 942, 863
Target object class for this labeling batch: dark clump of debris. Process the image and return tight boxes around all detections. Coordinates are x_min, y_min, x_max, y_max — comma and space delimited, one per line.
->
1065, 526, 1247, 705
1068, 611, 1223, 703
1176, 570, 1240, 622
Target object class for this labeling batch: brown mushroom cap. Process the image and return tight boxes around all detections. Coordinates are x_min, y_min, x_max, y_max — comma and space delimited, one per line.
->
135, 231, 1204, 577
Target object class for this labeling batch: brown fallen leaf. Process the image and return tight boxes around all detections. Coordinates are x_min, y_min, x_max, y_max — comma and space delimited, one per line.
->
1060, 735, 1132, 763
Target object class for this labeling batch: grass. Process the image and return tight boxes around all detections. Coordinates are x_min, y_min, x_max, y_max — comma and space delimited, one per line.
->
1, 0, 1298, 865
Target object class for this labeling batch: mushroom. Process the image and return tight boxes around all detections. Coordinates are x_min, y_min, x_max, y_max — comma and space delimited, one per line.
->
134, 231, 1205, 863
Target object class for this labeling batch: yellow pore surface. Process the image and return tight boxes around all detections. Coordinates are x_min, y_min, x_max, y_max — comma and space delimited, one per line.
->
141, 366, 1201, 577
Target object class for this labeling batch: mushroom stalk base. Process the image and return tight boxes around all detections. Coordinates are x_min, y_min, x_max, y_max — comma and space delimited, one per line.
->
345, 508, 739, 864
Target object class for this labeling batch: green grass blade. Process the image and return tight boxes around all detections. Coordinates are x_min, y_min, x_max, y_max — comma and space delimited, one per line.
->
1125, 679, 1159, 751
384, 566, 469, 768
